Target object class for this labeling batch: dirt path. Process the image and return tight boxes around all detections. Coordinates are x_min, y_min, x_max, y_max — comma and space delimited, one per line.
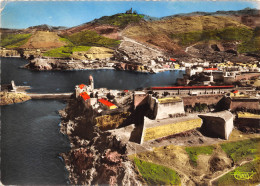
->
208, 160, 253, 185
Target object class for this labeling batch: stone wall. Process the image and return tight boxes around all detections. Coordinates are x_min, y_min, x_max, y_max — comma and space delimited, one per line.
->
199, 111, 233, 140
230, 98, 260, 111
182, 95, 223, 107
235, 117, 260, 133
156, 101, 185, 120
0, 49, 19, 57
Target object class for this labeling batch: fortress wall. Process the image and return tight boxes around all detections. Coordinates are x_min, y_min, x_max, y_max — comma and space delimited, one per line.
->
134, 93, 148, 108
235, 117, 260, 132
230, 99, 260, 111
225, 117, 234, 140
199, 111, 234, 140
146, 95, 158, 119
156, 101, 185, 120
182, 95, 223, 107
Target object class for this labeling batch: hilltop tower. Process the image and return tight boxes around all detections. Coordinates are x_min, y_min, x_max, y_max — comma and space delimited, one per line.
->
89, 75, 94, 91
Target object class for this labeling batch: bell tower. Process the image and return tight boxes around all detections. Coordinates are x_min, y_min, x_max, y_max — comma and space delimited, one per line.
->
89, 75, 94, 91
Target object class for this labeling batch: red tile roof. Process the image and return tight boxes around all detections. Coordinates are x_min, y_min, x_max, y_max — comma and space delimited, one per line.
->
79, 84, 85, 89
80, 92, 90, 101
98, 99, 115, 107
204, 68, 218, 71
151, 85, 234, 90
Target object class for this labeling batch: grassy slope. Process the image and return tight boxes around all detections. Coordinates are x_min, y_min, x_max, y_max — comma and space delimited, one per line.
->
1, 33, 32, 49
62, 30, 120, 48
215, 160, 260, 186
133, 158, 181, 185
132, 138, 260, 184
43, 30, 120, 58
185, 145, 214, 166
95, 13, 144, 28
124, 15, 259, 53
238, 27, 260, 53
220, 138, 260, 163
171, 26, 253, 46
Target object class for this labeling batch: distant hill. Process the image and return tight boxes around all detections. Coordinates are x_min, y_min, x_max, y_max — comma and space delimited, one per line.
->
27, 24, 67, 31
1, 8, 259, 56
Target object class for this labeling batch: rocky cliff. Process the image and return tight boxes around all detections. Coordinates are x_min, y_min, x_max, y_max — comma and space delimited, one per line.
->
59, 98, 144, 185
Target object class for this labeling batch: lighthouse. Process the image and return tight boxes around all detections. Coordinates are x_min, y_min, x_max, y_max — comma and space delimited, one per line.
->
89, 75, 94, 91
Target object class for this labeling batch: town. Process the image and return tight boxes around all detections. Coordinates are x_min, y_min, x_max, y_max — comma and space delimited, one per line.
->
1, 4, 260, 186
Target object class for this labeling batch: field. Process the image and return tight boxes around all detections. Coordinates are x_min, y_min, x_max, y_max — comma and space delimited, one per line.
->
43, 46, 91, 58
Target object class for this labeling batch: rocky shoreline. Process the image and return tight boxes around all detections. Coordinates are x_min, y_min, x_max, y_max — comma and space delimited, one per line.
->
0, 92, 31, 105
23, 57, 177, 73
23, 57, 115, 71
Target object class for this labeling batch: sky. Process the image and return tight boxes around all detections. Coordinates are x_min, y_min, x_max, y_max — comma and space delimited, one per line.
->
1, 1, 259, 29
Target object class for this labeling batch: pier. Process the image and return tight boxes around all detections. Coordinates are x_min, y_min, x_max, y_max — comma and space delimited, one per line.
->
27, 93, 73, 100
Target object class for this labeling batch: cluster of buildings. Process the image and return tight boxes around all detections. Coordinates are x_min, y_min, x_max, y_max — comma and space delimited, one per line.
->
176, 60, 260, 86
74, 75, 259, 144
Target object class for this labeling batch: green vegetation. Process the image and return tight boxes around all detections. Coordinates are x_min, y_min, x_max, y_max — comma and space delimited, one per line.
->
171, 26, 253, 46
238, 36, 260, 53
62, 31, 120, 48
215, 160, 260, 186
0, 33, 31, 48
43, 46, 91, 58
185, 145, 214, 166
221, 138, 260, 163
133, 158, 181, 185
96, 13, 144, 28
193, 103, 208, 112
59, 37, 73, 45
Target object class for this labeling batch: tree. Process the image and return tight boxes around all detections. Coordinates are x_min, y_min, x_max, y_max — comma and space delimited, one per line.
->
0, 0, 7, 14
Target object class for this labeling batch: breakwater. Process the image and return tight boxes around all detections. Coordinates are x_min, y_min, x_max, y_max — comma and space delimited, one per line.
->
27, 93, 73, 99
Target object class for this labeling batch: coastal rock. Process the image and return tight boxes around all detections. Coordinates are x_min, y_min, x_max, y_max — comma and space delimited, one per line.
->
61, 132, 143, 185
59, 98, 143, 185
25, 57, 115, 71
0, 92, 31, 105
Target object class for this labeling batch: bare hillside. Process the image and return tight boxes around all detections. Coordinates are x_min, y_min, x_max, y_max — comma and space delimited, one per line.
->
21, 31, 67, 49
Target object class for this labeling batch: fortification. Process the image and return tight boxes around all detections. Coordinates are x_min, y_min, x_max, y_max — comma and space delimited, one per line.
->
199, 111, 233, 140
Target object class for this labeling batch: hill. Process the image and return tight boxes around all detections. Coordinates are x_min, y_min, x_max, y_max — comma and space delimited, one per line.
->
21, 31, 67, 50
123, 15, 259, 55
1, 8, 259, 59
